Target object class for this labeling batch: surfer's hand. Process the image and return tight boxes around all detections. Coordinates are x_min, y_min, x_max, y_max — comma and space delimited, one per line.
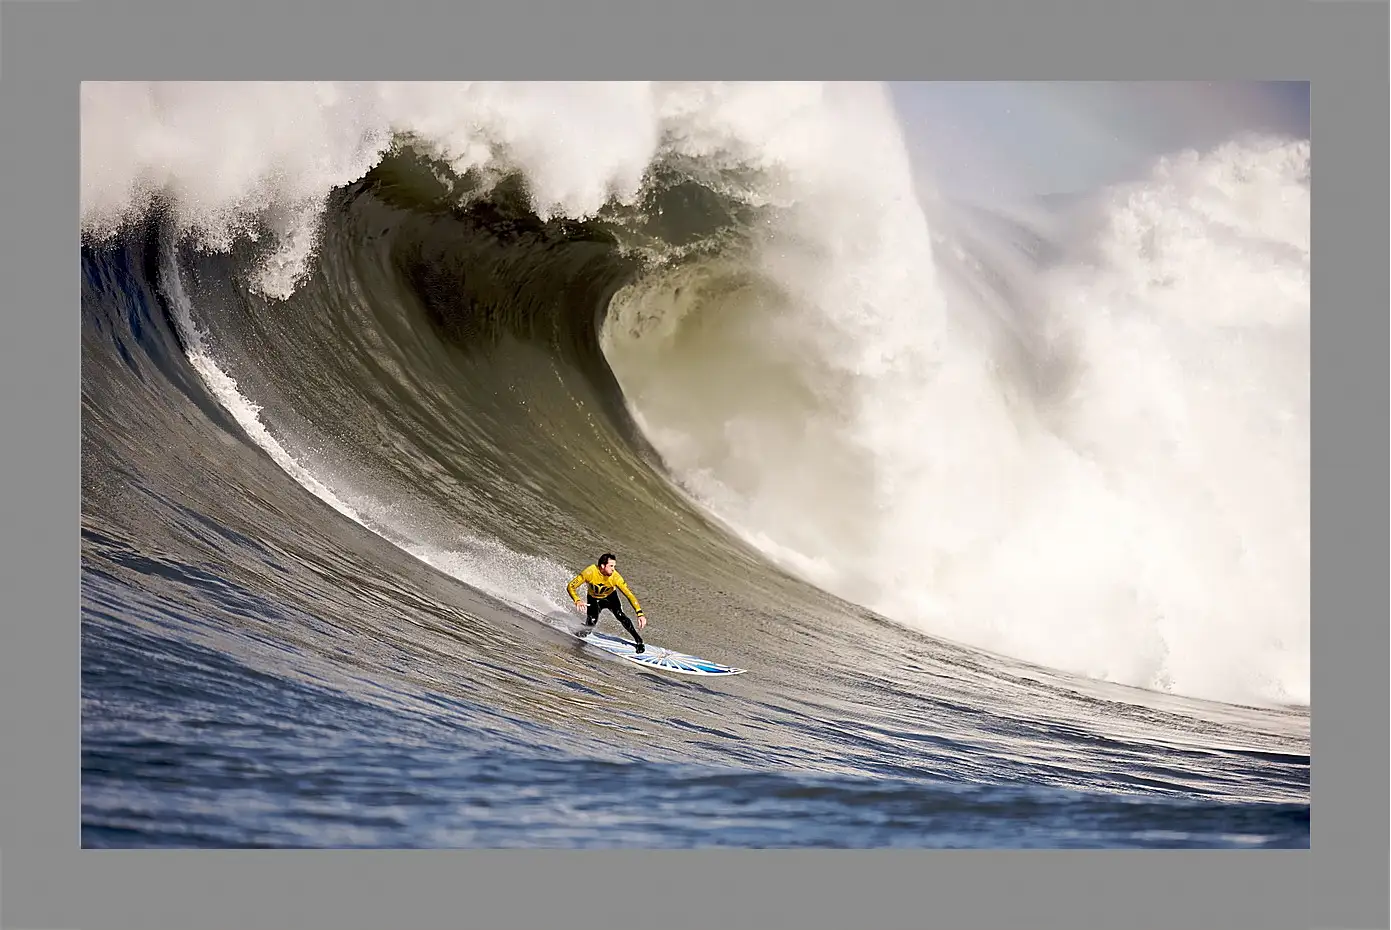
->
574, 602, 585, 615
637, 615, 647, 630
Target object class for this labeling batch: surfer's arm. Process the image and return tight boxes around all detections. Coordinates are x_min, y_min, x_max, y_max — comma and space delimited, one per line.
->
566, 571, 587, 605
616, 579, 643, 616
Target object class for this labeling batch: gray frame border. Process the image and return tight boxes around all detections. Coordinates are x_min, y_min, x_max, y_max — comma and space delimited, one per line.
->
6, 0, 1386, 928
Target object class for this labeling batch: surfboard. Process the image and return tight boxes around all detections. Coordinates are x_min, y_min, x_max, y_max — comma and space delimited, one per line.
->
580, 631, 746, 677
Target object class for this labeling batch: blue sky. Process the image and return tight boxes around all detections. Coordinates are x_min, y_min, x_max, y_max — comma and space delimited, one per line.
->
886, 82, 1310, 203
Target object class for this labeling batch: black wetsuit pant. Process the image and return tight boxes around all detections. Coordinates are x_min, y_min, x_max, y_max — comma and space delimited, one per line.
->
585, 591, 643, 649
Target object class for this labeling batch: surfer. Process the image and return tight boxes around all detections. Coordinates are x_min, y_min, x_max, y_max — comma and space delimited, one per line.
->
567, 553, 647, 653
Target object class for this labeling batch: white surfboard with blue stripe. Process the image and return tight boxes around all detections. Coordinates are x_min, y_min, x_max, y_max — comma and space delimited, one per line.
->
583, 631, 746, 676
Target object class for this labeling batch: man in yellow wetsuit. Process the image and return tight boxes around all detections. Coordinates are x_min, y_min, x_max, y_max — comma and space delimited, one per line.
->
567, 552, 647, 653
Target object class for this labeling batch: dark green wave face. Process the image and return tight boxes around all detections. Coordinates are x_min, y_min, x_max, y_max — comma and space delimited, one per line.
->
174, 150, 795, 588
81, 90, 1310, 849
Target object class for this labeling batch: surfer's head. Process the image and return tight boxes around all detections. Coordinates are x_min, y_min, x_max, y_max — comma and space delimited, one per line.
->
597, 553, 616, 576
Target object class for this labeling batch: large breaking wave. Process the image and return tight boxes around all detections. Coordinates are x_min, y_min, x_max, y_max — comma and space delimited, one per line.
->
80, 81, 1309, 708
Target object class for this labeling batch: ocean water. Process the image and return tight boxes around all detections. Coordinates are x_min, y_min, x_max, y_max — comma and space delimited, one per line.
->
80, 81, 1310, 849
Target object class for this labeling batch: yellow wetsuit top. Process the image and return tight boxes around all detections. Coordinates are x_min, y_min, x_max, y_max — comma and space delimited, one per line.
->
567, 565, 643, 615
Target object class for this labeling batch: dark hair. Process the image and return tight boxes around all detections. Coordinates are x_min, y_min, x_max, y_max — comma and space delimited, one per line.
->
598, 552, 616, 567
